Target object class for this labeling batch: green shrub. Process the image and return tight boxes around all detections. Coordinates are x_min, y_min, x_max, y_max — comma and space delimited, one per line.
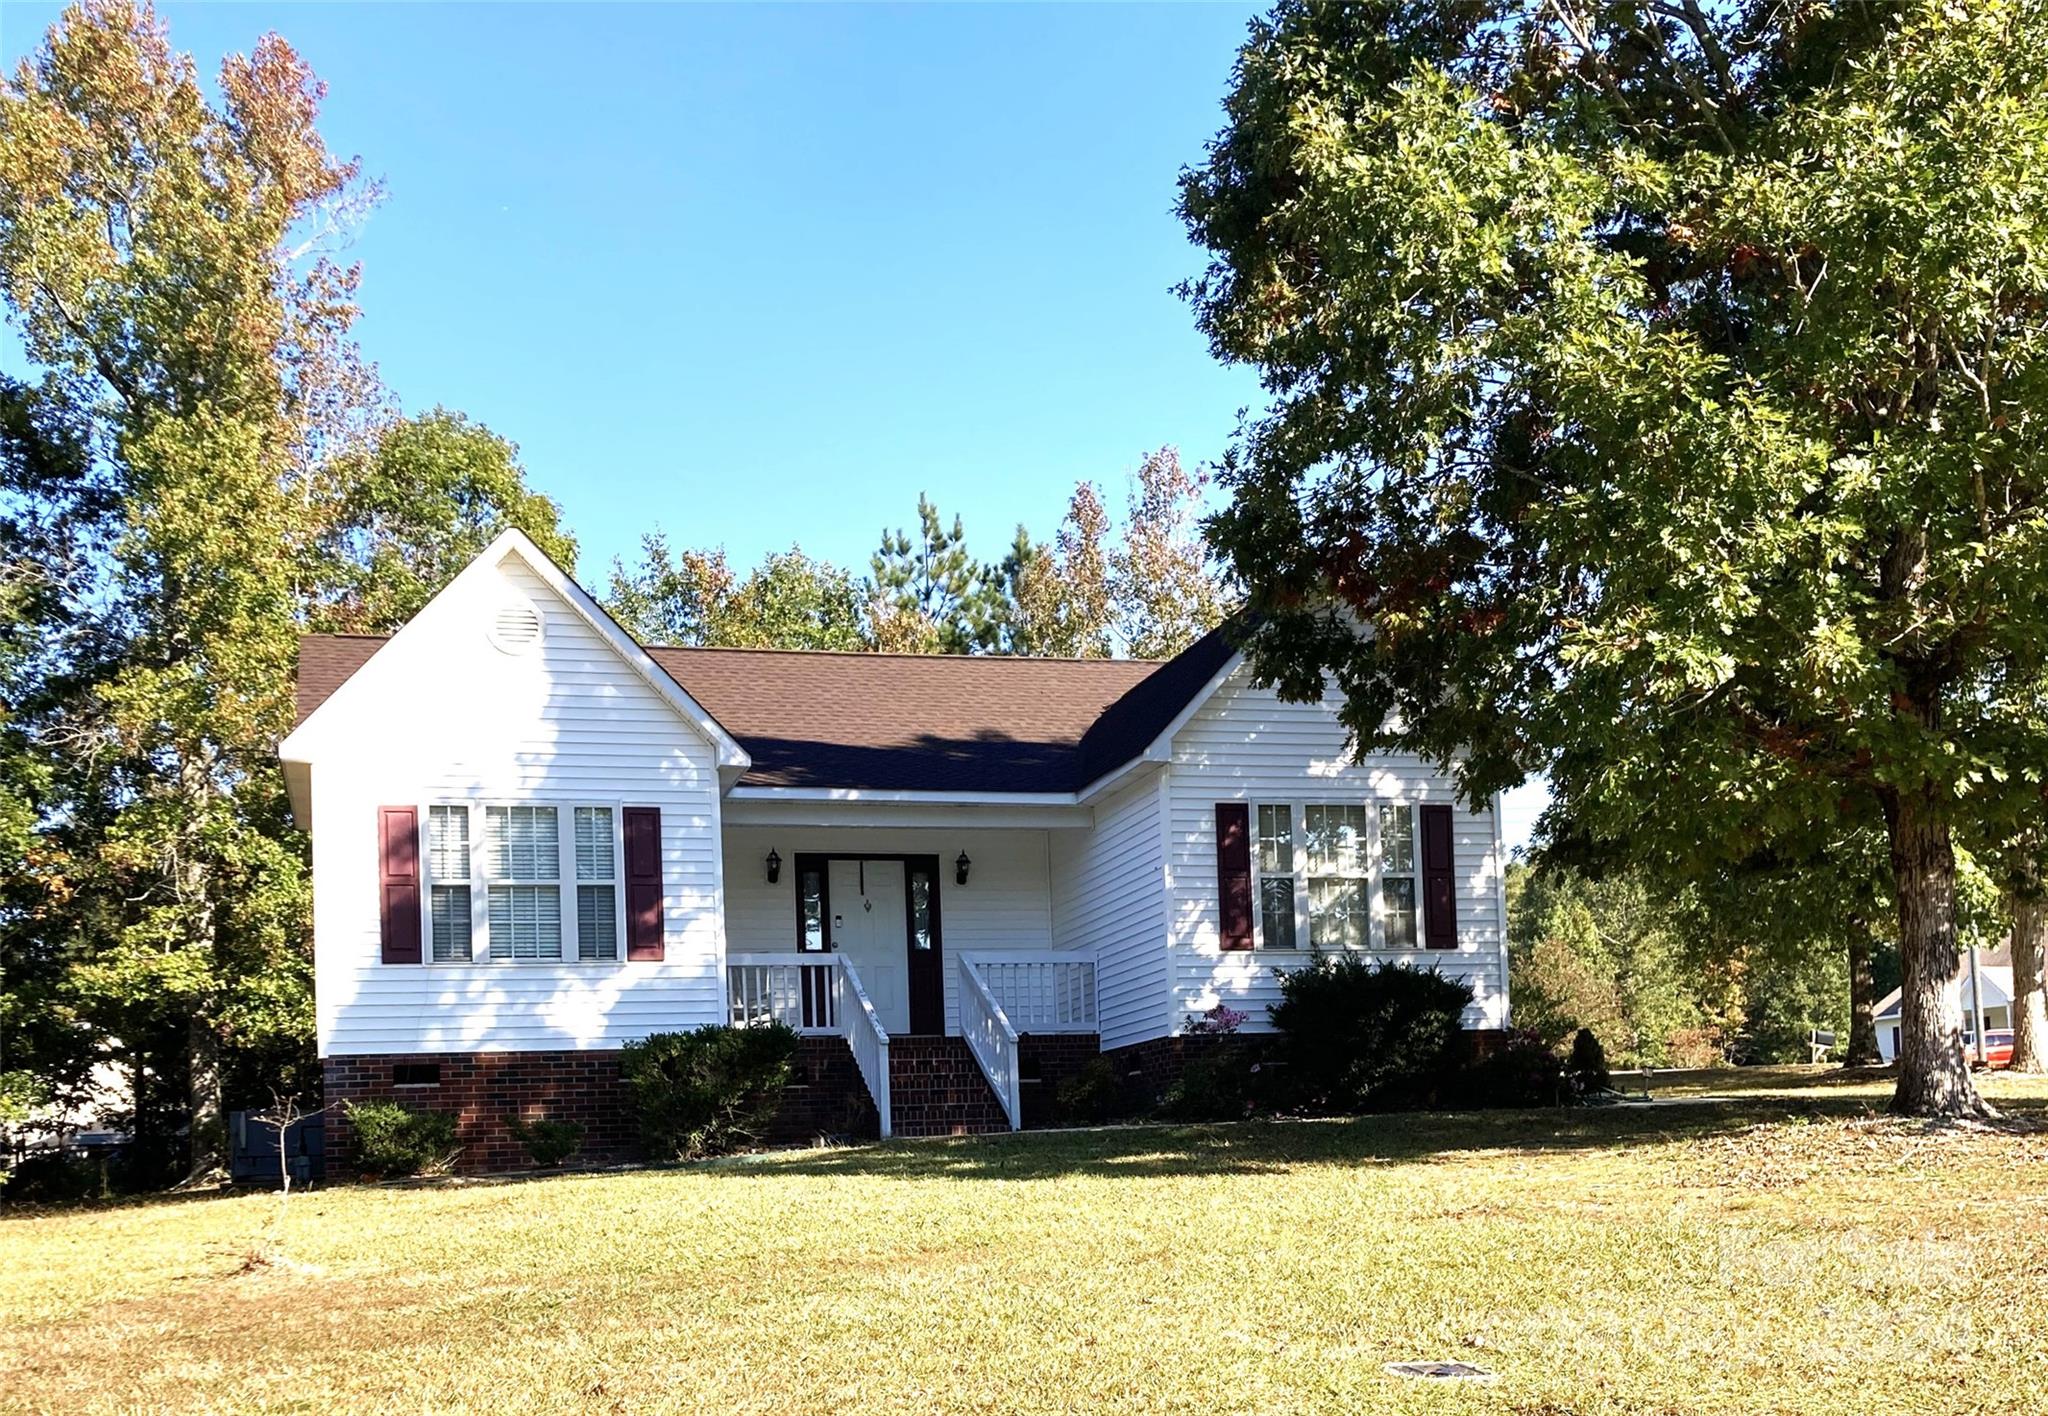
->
1268, 955, 1474, 1112
1160, 1047, 1263, 1121
621, 1022, 798, 1160
1053, 1056, 1123, 1125
1453, 1029, 1567, 1108
347, 1100, 460, 1177
504, 1115, 583, 1167
1567, 1028, 1611, 1098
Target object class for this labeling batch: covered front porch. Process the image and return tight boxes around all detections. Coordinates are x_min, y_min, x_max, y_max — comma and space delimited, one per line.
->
719, 821, 1099, 1136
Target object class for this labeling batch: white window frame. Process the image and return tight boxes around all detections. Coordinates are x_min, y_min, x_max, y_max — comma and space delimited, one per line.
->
1250, 802, 1307, 951
415, 797, 628, 966
1376, 802, 1421, 950
1242, 799, 1425, 951
1303, 802, 1372, 950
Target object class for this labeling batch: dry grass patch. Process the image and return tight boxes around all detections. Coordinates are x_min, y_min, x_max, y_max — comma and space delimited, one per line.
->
5, 1093, 2047, 1414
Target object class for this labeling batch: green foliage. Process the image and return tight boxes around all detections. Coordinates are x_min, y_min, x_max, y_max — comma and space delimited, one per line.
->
347, 1100, 460, 1177
1567, 1030, 1610, 1098
608, 534, 867, 651
503, 1114, 583, 1168
0, 3, 584, 1184
1159, 1046, 1262, 1122
1453, 1030, 1568, 1110
870, 493, 1006, 654
1267, 955, 1473, 1112
621, 1023, 797, 1160
1052, 1055, 1124, 1126
320, 410, 576, 631
1183, 0, 2048, 1115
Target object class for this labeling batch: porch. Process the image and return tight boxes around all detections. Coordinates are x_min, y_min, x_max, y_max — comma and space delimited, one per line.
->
726, 950, 1098, 1137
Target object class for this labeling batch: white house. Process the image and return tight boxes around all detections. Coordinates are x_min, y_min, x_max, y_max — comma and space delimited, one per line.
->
282, 531, 1509, 1169
1873, 959, 2014, 1064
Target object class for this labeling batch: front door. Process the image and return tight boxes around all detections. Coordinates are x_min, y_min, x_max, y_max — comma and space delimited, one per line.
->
816, 856, 944, 1036
828, 860, 908, 1033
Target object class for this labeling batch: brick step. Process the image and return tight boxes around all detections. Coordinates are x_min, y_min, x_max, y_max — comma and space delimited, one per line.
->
886, 1035, 1010, 1136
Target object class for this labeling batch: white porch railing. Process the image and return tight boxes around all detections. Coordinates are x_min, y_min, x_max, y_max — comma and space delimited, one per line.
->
958, 954, 1022, 1131
728, 953, 892, 1139
965, 951, 1098, 1033
955, 951, 1100, 1132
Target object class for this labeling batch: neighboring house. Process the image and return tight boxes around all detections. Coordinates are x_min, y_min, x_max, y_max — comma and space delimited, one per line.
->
1873, 954, 2014, 1064
282, 531, 1509, 1170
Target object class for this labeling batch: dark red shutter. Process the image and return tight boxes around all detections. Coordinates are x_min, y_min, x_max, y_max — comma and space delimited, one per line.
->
623, 806, 665, 961
1421, 803, 1457, 949
379, 806, 422, 964
1216, 802, 1254, 952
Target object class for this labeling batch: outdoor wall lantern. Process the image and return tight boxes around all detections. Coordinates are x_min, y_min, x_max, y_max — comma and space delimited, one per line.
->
955, 850, 972, 886
765, 849, 782, 885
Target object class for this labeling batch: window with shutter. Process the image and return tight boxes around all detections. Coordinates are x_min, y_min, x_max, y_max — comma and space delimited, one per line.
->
622, 807, 664, 961
1216, 803, 1254, 951
1420, 803, 1457, 949
379, 806, 422, 964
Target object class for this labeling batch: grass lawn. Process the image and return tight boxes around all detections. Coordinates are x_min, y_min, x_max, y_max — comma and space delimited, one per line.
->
7, 1080, 2048, 1415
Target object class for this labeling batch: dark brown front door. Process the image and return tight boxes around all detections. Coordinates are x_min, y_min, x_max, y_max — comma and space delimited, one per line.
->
904, 858, 943, 1035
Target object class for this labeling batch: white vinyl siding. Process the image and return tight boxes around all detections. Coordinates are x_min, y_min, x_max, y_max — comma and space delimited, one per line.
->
312, 555, 726, 1057
1163, 669, 1509, 1032
1050, 772, 1168, 1051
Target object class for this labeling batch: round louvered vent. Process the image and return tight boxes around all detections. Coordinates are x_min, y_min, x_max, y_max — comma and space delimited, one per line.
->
488, 599, 544, 655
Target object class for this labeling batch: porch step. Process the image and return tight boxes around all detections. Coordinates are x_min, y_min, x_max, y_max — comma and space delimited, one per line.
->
887, 1036, 1010, 1137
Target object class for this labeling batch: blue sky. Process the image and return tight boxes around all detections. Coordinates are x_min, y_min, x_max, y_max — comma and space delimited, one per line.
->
0, 1, 1549, 851
4, 1, 1266, 580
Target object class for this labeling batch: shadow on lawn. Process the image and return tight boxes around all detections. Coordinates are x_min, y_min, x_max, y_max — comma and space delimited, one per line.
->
721, 1093, 1932, 1185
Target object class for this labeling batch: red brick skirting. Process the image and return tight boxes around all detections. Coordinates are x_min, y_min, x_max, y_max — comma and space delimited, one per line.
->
323, 1037, 879, 1176
323, 1051, 640, 1175
1017, 1033, 1102, 1128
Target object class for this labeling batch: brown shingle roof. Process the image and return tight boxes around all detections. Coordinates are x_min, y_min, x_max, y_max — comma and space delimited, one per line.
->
293, 628, 1241, 793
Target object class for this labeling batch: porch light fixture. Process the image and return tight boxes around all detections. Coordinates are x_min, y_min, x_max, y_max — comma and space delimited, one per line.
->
765, 849, 781, 885
955, 850, 972, 886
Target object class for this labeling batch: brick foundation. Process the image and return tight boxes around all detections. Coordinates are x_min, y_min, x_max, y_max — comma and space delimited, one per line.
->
323, 1036, 880, 1176
1017, 1033, 1102, 1128
323, 1050, 640, 1176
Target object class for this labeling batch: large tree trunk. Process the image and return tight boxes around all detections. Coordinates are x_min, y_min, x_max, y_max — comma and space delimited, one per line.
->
2011, 888, 2048, 1075
1844, 929, 1882, 1066
181, 1014, 225, 1186
1882, 790, 1991, 1118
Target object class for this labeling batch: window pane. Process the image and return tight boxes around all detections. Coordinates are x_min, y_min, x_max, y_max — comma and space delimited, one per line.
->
1306, 805, 1368, 875
574, 807, 614, 882
1309, 877, 1368, 948
799, 869, 825, 952
577, 884, 617, 960
1256, 804, 1294, 874
486, 806, 558, 881
430, 885, 471, 962
1260, 877, 1297, 949
1380, 804, 1415, 873
489, 883, 561, 959
910, 871, 933, 951
429, 806, 469, 881
1383, 876, 1418, 948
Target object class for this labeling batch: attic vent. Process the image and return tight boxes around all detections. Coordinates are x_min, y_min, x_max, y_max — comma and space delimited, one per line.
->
488, 599, 544, 656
